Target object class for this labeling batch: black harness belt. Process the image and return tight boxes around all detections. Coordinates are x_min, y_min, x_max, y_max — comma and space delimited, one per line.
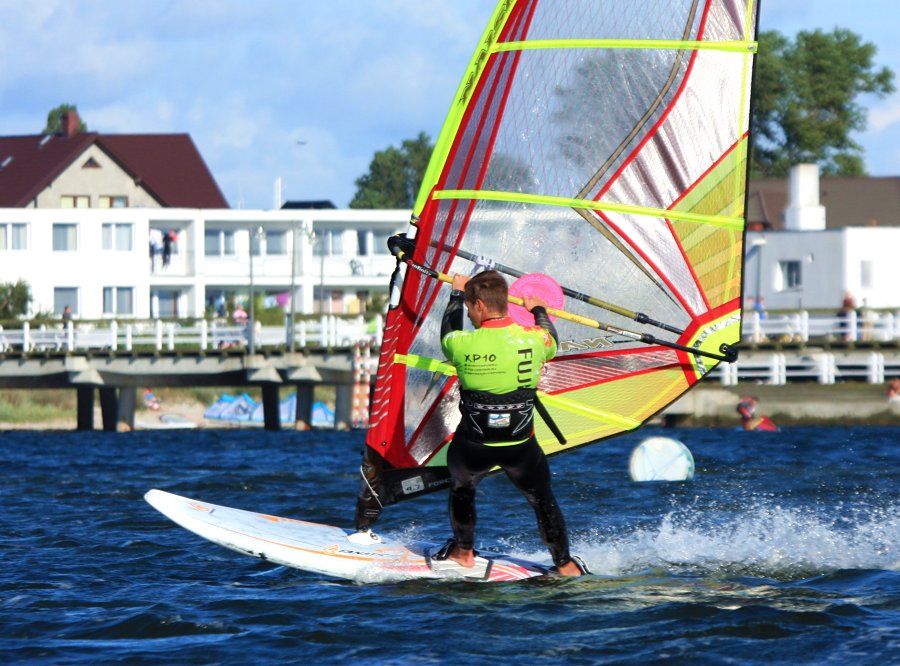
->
459, 388, 566, 445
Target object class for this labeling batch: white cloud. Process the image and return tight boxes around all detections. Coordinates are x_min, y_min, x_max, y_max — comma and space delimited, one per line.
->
868, 95, 900, 132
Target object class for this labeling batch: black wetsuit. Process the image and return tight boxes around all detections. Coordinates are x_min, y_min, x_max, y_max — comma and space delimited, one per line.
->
440, 290, 574, 568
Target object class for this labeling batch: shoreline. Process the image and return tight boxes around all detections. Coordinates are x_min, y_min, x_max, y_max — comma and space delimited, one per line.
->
663, 383, 900, 427
2, 383, 899, 430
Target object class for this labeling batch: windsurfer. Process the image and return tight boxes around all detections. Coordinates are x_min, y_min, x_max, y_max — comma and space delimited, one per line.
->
435, 270, 587, 577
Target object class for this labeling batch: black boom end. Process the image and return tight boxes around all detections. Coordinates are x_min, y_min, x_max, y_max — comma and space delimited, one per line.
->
720, 343, 739, 363
387, 234, 410, 256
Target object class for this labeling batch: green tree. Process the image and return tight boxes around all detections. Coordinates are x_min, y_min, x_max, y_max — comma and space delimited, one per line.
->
0, 280, 31, 320
43, 103, 87, 134
751, 28, 895, 177
350, 132, 433, 209
366, 290, 387, 315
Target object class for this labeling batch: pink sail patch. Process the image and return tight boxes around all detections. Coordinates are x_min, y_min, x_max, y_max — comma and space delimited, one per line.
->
508, 273, 564, 326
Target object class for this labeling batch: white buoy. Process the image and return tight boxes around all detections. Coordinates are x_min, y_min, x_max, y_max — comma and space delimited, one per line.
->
629, 436, 695, 482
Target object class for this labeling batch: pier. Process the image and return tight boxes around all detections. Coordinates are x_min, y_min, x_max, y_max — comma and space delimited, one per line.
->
0, 347, 370, 432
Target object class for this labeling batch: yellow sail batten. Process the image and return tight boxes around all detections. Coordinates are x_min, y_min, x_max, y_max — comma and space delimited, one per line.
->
433, 189, 745, 230
493, 38, 758, 54
394, 354, 458, 376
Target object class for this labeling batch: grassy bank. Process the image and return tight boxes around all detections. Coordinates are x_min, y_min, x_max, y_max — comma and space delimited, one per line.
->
0, 387, 218, 424
0, 389, 78, 423
0, 385, 339, 426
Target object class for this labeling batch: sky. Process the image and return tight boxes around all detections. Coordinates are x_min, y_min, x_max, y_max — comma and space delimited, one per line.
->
1, 0, 898, 210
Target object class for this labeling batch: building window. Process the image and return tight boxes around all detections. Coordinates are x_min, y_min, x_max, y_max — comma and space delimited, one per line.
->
373, 230, 392, 254
99, 195, 128, 208
102, 223, 133, 251
103, 287, 134, 315
60, 195, 89, 208
0, 223, 27, 250
314, 229, 343, 257
54, 287, 78, 316
205, 229, 236, 256
52, 223, 78, 251
152, 289, 180, 318
357, 230, 370, 256
266, 230, 287, 255
776, 260, 802, 291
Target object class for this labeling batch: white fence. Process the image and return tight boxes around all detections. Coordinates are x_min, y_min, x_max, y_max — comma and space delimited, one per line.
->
0, 315, 382, 353
712, 350, 900, 386
2, 309, 899, 358
743, 310, 900, 343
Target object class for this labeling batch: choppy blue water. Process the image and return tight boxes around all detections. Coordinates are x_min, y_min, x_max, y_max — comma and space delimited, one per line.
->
1, 426, 898, 665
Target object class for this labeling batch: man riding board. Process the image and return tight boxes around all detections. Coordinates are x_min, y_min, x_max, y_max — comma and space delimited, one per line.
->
435, 270, 587, 577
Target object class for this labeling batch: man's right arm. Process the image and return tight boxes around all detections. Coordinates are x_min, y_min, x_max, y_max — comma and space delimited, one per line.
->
441, 274, 468, 339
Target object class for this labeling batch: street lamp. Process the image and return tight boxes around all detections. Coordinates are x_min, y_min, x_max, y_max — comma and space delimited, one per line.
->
319, 232, 326, 315
249, 225, 265, 354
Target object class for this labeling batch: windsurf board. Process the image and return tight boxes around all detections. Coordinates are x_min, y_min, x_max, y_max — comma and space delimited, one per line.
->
144, 489, 551, 583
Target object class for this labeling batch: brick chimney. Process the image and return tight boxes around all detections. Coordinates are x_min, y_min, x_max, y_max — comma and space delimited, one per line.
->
61, 110, 80, 137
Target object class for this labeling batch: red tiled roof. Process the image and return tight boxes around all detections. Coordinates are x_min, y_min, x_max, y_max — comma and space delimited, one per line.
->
0, 132, 96, 206
0, 131, 229, 208
98, 134, 228, 208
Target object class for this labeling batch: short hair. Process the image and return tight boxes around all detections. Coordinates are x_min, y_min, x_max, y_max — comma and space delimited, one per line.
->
465, 270, 507, 313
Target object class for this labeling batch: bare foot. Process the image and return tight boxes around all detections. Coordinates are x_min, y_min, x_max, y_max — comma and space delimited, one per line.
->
555, 560, 584, 577
447, 545, 476, 567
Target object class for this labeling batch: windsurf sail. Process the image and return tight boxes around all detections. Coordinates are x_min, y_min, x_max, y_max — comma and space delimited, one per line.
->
356, 0, 759, 528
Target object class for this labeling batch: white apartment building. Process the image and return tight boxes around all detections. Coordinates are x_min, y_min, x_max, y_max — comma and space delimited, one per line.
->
0, 206, 408, 320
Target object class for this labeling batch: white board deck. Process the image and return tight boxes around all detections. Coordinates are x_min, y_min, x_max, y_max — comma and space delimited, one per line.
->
144, 489, 551, 583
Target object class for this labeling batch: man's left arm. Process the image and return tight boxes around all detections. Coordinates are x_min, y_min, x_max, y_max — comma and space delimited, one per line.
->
523, 296, 558, 346
530, 306, 558, 346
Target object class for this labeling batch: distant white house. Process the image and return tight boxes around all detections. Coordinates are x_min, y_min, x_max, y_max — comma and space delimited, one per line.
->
0, 206, 408, 320
746, 227, 900, 311
745, 165, 900, 312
